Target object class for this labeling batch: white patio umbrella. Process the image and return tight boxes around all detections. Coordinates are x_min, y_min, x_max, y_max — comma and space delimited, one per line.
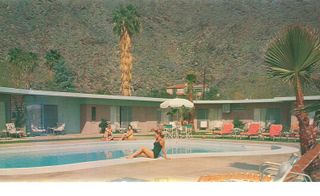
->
160, 98, 194, 139
160, 98, 194, 109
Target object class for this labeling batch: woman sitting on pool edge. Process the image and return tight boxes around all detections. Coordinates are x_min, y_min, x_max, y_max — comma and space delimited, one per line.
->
126, 129, 170, 160
103, 124, 113, 141
119, 125, 134, 140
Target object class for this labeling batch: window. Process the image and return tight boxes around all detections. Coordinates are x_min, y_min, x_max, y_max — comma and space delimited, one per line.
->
91, 107, 96, 121
222, 104, 230, 113
196, 109, 208, 120
254, 108, 281, 126
231, 104, 245, 111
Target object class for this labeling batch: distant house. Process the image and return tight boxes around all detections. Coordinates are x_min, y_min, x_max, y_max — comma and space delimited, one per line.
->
166, 83, 209, 99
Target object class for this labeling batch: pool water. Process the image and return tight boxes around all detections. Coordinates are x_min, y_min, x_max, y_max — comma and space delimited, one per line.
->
0, 140, 298, 172
0, 147, 231, 168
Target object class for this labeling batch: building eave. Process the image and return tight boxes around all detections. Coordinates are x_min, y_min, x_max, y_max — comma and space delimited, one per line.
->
0, 87, 166, 102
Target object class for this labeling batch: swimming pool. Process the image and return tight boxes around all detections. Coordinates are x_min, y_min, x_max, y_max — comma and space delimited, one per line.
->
0, 140, 299, 175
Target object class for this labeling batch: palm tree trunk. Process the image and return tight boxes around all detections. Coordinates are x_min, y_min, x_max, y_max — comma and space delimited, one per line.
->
187, 83, 195, 129
294, 76, 320, 181
119, 29, 132, 96
294, 76, 316, 154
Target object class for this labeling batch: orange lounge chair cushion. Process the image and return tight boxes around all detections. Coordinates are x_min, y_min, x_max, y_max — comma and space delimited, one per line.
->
213, 123, 234, 135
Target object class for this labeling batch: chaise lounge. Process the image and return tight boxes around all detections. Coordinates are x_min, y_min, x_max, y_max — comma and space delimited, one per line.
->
239, 123, 261, 139
212, 122, 234, 138
261, 124, 283, 141
198, 144, 320, 182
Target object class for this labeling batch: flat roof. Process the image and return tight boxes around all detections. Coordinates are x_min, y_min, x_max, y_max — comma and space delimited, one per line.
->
0, 87, 166, 102
194, 96, 320, 104
0, 86, 319, 104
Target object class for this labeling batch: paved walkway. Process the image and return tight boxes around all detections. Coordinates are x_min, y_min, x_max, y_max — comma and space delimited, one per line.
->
0, 139, 300, 182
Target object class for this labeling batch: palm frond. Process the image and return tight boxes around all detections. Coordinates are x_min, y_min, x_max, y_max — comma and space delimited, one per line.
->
112, 5, 141, 37
265, 25, 320, 84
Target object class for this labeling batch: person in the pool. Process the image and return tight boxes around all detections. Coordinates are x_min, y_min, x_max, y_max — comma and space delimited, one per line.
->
126, 129, 170, 160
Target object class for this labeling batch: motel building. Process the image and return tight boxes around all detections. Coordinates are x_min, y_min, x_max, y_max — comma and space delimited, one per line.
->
0, 86, 319, 135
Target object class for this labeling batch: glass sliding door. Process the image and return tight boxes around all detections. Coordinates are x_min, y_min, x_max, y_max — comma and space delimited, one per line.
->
43, 105, 58, 129
196, 108, 208, 129
254, 108, 281, 128
120, 106, 132, 128
26, 105, 43, 129
0, 102, 6, 130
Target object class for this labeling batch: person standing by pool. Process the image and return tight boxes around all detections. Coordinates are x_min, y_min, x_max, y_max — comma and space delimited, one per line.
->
119, 125, 134, 140
126, 129, 170, 160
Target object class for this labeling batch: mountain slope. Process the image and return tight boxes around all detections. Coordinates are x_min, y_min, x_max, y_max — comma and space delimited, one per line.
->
0, 0, 319, 99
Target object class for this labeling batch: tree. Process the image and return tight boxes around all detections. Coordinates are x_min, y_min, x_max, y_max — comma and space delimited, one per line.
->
44, 50, 75, 92
112, 4, 141, 96
45, 49, 62, 80
7, 47, 38, 89
265, 25, 320, 179
205, 85, 220, 100
185, 73, 197, 127
185, 74, 197, 102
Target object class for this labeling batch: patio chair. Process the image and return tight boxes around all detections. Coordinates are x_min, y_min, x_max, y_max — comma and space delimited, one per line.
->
261, 124, 283, 141
53, 123, 65, 135
213, 122, 234, 138
239, 122, 261, 139
163, 124, 174, 139
200, 121, 208, 130
5, 123, 25, 138
198, 150, 316, 182
180, 124, 193, 139
185, 124, 193, 138
31, 124, 47, 136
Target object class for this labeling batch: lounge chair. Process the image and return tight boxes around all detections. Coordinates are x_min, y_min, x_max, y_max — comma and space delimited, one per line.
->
213, 122, 234, 138
198, 145, 320, 182
284, 144, 320, 182
261, 124, 283, 141
5, 123, 25, 138
31, 124, 47, 136
239, 123, 261, 139
53, 123, 65, 135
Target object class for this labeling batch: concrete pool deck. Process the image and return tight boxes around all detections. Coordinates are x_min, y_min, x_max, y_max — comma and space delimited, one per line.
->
0, 138, 301, 182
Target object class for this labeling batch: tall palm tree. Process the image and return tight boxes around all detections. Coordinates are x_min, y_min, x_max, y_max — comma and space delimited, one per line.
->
265, 25, 320, 179
186, 74, 197, 127
112, 5, 141, 96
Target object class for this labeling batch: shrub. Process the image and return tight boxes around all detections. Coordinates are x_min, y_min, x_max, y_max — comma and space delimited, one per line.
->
98, 119, 109, 133
233, 118, 245, 129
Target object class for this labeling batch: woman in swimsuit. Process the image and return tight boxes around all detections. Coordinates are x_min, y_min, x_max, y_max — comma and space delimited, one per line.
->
120, 125, 134, 140
103, 125, 113, 141
126, 129, 170, 160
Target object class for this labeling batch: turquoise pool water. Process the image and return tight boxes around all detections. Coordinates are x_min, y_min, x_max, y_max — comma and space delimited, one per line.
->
1, 140, 298, 172
0, 147, 223, 168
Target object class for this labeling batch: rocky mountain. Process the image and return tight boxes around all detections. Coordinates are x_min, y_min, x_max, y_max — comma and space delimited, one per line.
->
0, 0, 319, 99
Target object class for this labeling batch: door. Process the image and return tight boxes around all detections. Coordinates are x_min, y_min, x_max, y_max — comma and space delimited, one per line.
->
0, 102, 5, 130
43, 105, 58, 129
120, 106, 132, 128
